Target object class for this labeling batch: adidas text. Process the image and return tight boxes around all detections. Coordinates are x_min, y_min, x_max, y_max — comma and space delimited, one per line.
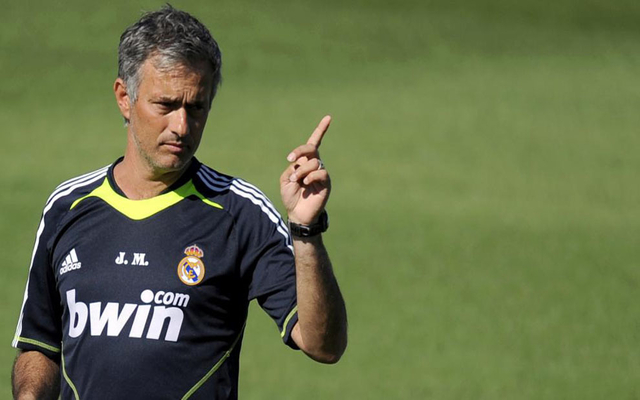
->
60, 248, 82, 275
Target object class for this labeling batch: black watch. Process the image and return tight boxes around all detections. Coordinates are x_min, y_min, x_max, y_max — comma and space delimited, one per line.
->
287, 211, 329, 237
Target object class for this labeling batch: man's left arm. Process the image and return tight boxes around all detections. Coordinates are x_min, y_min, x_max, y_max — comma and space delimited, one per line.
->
289, 235, 347, 363
280, 115, 348, 363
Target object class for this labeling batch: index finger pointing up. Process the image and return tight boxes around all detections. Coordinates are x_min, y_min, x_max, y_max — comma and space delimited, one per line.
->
307, 115, 332, 148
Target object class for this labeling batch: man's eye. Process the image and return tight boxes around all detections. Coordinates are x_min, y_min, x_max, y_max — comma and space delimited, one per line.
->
156, 102, 175, 110
188, 104, 206, 113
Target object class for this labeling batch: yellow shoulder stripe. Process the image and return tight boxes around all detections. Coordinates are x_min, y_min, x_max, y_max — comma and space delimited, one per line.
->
70, 177, 222, 220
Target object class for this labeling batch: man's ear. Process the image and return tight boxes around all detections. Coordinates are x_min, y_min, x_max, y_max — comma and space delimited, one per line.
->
114, 78, 131, 122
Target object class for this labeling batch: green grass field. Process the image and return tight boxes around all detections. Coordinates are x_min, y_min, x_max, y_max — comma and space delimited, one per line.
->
1, 0, 639, 398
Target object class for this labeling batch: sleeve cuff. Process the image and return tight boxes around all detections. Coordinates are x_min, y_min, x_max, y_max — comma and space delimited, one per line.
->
280, 306, 299, 350
12, 336, 61, 361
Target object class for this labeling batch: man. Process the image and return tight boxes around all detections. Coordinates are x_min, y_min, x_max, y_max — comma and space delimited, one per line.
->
11, 6, 347, 399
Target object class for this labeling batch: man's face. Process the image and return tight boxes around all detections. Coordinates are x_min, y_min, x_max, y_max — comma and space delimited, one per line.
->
125, 57, 214, 173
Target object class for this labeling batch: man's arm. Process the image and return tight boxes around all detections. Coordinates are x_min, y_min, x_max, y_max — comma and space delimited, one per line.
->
290, 235, 347, 363
12, 350, 60, 400
280, 115, 348, 363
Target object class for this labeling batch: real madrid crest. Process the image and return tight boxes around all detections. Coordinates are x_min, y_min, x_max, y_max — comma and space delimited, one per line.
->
177, 245, 205, 285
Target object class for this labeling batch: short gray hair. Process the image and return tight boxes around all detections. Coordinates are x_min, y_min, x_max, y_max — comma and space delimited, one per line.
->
118, 5, 222, 104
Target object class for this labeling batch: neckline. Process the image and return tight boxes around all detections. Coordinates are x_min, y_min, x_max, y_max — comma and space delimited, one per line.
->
107, 156, 201, 199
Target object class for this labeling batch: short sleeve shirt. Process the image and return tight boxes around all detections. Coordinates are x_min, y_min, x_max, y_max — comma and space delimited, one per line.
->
12, 158, 299, 399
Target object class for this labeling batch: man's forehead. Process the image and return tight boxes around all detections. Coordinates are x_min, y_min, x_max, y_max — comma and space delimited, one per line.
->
138, 57, 213, 96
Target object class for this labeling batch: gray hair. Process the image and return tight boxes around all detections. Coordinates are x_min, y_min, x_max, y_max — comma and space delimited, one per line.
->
118, 5, 222, 104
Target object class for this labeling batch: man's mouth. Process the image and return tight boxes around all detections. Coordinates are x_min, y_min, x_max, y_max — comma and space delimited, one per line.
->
163, 142, 187, 153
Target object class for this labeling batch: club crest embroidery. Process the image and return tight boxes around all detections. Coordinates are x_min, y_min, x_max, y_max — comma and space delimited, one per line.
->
177, 245, 205, 286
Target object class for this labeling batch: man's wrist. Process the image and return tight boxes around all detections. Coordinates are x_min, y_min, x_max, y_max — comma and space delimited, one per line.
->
287, 210, 329, 238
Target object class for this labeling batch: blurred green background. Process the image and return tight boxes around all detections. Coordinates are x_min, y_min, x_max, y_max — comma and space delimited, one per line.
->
1, 0, 639, 398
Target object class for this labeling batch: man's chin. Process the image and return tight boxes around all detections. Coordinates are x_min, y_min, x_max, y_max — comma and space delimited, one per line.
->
154, 154, 193, 173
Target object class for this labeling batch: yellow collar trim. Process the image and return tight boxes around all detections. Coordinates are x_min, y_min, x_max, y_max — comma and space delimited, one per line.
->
70, 177, 222, 220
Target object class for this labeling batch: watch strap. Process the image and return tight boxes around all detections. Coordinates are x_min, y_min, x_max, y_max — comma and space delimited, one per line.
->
287, 211, 329, 237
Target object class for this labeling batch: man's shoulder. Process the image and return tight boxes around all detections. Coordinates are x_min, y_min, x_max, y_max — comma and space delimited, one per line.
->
193, 162, 275, 209
43, 165, 110, 214
193, 162, 292, 248
193, 162, 286, 224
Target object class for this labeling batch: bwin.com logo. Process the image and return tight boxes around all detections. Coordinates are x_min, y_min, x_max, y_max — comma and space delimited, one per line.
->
67, 289, 190, 342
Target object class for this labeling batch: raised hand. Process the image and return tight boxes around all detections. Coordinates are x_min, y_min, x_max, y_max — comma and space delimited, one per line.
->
280, 115, 332, 225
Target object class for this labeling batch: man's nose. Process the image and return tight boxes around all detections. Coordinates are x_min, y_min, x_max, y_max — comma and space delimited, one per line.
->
170, 107, 190, 137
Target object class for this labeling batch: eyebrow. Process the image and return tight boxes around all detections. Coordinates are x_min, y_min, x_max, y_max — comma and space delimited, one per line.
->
152, 96, 207, 106
152, 96, 180, 103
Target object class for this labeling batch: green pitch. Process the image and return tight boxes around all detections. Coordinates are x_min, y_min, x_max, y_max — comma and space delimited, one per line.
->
1, 0, 639, 398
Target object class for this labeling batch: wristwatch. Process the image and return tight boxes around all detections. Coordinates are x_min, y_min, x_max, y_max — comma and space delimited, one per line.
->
287, 211, 329, 237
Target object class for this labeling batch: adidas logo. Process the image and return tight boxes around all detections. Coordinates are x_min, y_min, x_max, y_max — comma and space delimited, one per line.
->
60, 248, 82, 275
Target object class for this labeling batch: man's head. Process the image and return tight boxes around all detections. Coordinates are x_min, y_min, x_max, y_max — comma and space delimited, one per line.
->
114, 6, 221, 174
117, 5, 222, 106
